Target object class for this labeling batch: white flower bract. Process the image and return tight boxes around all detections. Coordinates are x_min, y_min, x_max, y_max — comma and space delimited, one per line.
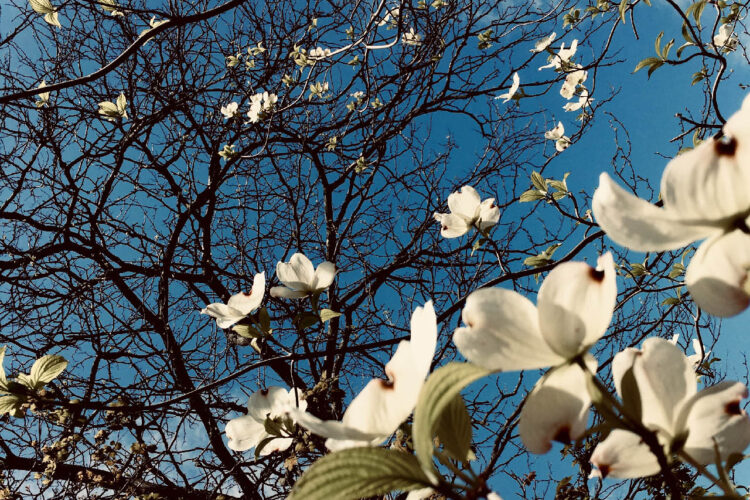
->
270, 253, 336, 299
433, 185, 500, 238
201, 272, 265, 328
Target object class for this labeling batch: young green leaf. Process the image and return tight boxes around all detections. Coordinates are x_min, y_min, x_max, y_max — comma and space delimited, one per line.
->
413, 362, 489, 478
435, 393, 473, 462
288, 447, 432, 500
29, 354, 68, 389
320, 309, 342, 322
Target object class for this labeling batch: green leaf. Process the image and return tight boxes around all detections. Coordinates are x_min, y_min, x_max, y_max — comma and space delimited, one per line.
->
618, 0, 628, 23
28, 355, 67, 389
0, 346, 7, 392
519, 190, 546, 202
619, 367, 642, 421
633, 56, 661, 74
0, 395, 24, 416
654, 31, 664, 56
668, 263, 685, 278
258, 307, 271, 333
320, 309, 342, 323
435, 393, 473, 462
661, 297, 681, 306
647, 60, 664, 78
254, 436, 277, 459
725, 452, 745, 471
530, 171, 546, 191
413, 362, 490, 478
628, 262, 647, 277
288, 447, 432, 500
297, 311, 320, 330
661, 39, 675, 59
233, 324, 262, 339
30, 0, 55, 15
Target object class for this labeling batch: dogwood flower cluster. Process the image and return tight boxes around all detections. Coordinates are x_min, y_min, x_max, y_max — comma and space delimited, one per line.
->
530, 32, 556, 53
201, 272, 265, 328
592, 94, 750, 317
270, 253, 337, 299
291, 301, 437, 450
669, 333, 710, 369
247, 92, 278, 123
590, 338, 750, 479
544, 122, 571, 152
225, 386, 308, 454
433, 185, 500, 238
453, 254, 616, 453
538, 39, 578, 71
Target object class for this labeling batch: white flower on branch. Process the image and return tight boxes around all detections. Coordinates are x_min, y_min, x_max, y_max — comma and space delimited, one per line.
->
538, 39, 578, 71
201, 272, 265, 328
592, 94, 750, 317
433, 185, 500, 238
530, 32, 556, 53
453, 254, 616, 453
495, 72, 520, 103
713, 24, 739, 52
590, 337, 750, 479
270, 253, 336, 299
544, 122, 571, 152
291, 301, 437, 451
226, 387, 307, 454
220, 102, 239, 119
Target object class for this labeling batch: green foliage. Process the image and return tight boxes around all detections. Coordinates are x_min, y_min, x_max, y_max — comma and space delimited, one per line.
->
435, 393, 473, 462
413, 362, 489, 478
288, 447, 432, 500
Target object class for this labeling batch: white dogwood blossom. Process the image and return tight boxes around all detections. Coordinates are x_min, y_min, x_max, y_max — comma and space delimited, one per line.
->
270, 253, 336, 299
201, 272, 265, 328
495, 72, 520, 102
453, 254, 616, 453
713, 24, 739, 52
226, 387, 307, 454
291, 302, 437, 451
560, 67, 587, 99
247, 92, 277, 123
433, 186, 500, 238
544, 122, 571, 152
538, 39, 578, 70
590, 338, 750, 479
592, 94, 750, 316
221, 102, 239, 119
530, 32, 556, 53
563, 88, 591, 112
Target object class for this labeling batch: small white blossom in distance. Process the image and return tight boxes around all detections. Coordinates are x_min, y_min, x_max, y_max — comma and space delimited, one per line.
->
201, 272, 265, 329
270, 253, 336, 299
433, 185, 500, 238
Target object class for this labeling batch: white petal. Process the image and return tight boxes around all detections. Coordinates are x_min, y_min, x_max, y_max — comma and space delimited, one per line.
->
531, 32, 556, 53
340, 341, 423, 437
453, 288, 565, 371
633, 338, 696, 435
685, 230, 750, 317
447, 186, 481, 221
592, 173, 718, 252
679, 381, 750, 464
477, 198, 500, 230
277, 253, 316, 291
544, 122, 564, 140
611, 347, 640, 400
405, 488, 435, 500
661, 101, 750, 222
270, 286, 309, 299
259, 437, 295, 455
555, 137, 571, 152
291, 408, 382, 444
537, 253, 616, 359
519, 363, 591, 454
409, 301, 438, 380
247, 386, 290, 421
497, 72, 520, 103
590, 429, 660, 479
201, 303, 245, 329
312, 261, 337, 291
226, 272, 265, 314
434, 212, 471, 238
225, 415, 267, 451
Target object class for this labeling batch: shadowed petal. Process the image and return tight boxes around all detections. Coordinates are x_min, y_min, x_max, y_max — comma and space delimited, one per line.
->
519, 363, 591, 454
453, 288, 564, 371
590, 429, 659, 479
478, 198, 500, 230
679, 381, 750, 464
593, 173, 718, 252
633, 338, 696, 435
226, 415, 267, 451
685, 230, 750, 317
201, 303, 245, 329
312, 261, 337, 290
537, 253, 616, 359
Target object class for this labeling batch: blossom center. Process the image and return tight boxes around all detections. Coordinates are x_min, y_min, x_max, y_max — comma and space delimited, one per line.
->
725, 398, 742, 415
553, 425, 571, 445
714, 134, 737, 157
